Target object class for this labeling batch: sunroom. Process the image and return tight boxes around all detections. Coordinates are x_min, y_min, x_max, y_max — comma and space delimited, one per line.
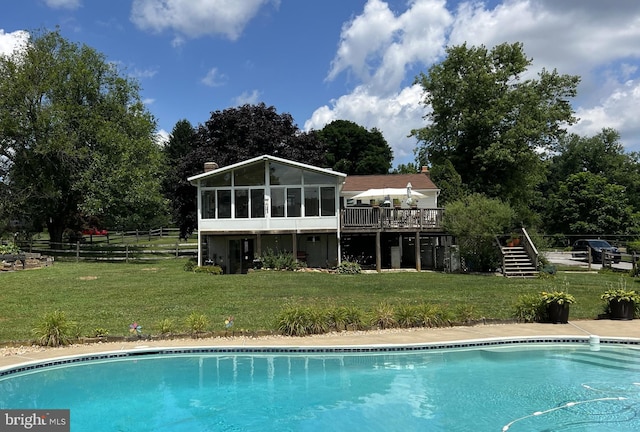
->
188, 155, 346, 273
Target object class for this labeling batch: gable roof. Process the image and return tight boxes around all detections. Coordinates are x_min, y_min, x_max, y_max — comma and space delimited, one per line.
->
343, 173, 438, 192
187, 154, 347, 183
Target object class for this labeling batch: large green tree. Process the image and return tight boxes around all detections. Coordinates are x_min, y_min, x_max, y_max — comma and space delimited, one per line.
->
162, 119, 197, 239
412, 42, 580, 220
544, 128, 640, 213
545, 172, 638, 235
176, 103, 327, 234
443, 193, 515, 272
0, 29, 168, 245
190, 103, 327, 170
316, 119, 393, 174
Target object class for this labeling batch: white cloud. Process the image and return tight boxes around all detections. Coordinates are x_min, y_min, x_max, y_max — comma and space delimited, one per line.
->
327, 0, 451, 94
306, 84, 427, 161
44, 0, 81, 9
201, 67, 227, 87
233, 90, 261, 106
131, 67, 158, 79
155, 129, 170, 147
571, 79, 640, 148
0, 29, 28, 57
130, 0, 277, 42
312, 0, 640, 164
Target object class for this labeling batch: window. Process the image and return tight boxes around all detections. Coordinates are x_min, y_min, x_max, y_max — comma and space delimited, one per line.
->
234, 162, 265, 186
235, 189, 249, 218
304, 187, 319, 216
287, 188, 301, 217
217, 190, 231, 218
304, 170, 335, 184
271, 188, 285, 217
251, 189, 265, 218
202, 173, 231, 187
269, 162, 302, 185
321, 187, 335, 216
202, 191, 216, 219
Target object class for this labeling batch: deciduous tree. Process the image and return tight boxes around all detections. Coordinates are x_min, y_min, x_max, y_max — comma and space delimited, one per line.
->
316, 120, 392, 174
412, 42, 579, 220
0, 29, 168, 245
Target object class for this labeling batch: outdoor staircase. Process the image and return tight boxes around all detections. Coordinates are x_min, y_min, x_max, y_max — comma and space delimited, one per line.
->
502, 245, 537, 278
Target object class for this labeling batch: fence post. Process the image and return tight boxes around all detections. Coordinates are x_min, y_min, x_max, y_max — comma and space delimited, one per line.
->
160, 227, 163, 239
126, 244, 129, 263
76, 241, 80, 262
149, 229, 152, 242
175, 241, 179, 258
136, 230, 139, 243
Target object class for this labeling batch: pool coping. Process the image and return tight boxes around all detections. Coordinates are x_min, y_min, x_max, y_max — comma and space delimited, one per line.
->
2, 334, 639, 378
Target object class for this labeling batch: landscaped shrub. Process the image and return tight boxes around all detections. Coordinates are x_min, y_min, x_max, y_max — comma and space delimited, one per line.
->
261, 248, 301, 271
0, 242, 20, 254
194, 265, 224, 275
92, 328, 109, 338
32, 310, 75, 347
336, 260, 362, 274
396, 304, 419, 328
185, 312, 209, 335
277, 307, 312, 336
513, 294, 546, 323
307, 308, 329, 335
183, 258, 223, 274
372, 303, 396, 329
414, 303, 447, 327
326, 306, 349, 331
183, 258, 197, 272
343, 306, 367, 330
157, 318, 175, 335
454, 304, 476, 323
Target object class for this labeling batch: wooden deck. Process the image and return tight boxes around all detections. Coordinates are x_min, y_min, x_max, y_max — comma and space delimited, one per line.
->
340, 207, 444, 232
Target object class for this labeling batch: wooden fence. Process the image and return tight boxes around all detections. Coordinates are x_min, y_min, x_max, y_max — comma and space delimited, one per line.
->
13, 227, 197, 262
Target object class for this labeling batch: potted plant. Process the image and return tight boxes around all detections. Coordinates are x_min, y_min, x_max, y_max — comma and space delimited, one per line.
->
601, 287, 638, 320
540, 291, 575, 324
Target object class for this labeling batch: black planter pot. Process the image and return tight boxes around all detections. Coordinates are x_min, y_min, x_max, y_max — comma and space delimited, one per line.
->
547, 302, 570, 324
609, 300, 635, 320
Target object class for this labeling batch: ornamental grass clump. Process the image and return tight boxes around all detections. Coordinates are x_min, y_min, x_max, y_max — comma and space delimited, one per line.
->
32, 310, 75, 347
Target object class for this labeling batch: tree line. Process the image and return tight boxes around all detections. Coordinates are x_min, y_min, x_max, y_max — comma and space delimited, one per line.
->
1, 30, 638, 247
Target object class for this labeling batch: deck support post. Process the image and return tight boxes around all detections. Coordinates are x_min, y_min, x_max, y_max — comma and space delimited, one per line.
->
376, 231, 382, 273
415, 232, 421, 271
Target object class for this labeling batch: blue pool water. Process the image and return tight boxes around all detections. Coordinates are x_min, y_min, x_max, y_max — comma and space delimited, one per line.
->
1, 342, 640, 431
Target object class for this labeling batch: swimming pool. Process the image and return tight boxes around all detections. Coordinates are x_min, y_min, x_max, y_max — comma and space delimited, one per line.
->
1, 338, 639, 431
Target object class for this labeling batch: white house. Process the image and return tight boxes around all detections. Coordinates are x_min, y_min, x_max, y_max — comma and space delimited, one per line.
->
188, 155, 448, 273
188, 155, 347, 273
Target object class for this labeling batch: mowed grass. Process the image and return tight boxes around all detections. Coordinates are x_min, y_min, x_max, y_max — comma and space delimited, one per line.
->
0, 259, 633, 342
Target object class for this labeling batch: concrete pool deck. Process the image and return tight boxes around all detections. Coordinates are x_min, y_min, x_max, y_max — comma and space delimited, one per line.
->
2, 319, 639, 370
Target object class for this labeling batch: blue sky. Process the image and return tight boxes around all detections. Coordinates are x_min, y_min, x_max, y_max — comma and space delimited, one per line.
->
2, 0, 640, 167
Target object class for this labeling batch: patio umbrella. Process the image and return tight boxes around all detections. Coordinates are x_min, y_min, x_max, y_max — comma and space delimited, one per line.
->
350, 187, 426, 200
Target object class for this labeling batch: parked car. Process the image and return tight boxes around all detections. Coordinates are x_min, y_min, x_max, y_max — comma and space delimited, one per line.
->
82, 228, 108, 236
572, 239, 621, 263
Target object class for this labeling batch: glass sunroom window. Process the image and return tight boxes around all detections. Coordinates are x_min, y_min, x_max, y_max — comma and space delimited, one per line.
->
235, 189, 249, 218
304, 187, 319, 216
234, 162, 266, 186
269, 162, 302, 185
271, 188, 285, 217
287, 188, 301, 217
321, 187, 336, 216
251, 189, 265, 218
202, 191, 216, 219
217, 190, 231, 218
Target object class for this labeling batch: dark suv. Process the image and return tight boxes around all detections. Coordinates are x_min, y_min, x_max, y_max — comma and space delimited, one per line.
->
572, 239, 621, 263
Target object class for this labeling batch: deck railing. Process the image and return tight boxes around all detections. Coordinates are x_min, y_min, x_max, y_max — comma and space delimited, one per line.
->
341, 207, 444, 231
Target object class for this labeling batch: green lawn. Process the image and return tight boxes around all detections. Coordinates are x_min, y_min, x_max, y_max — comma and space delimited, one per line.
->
0, 259, 634, 342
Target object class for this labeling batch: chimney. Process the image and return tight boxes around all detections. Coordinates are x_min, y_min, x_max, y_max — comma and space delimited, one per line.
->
204, 162, 218, 172
421, 166, 430, 178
